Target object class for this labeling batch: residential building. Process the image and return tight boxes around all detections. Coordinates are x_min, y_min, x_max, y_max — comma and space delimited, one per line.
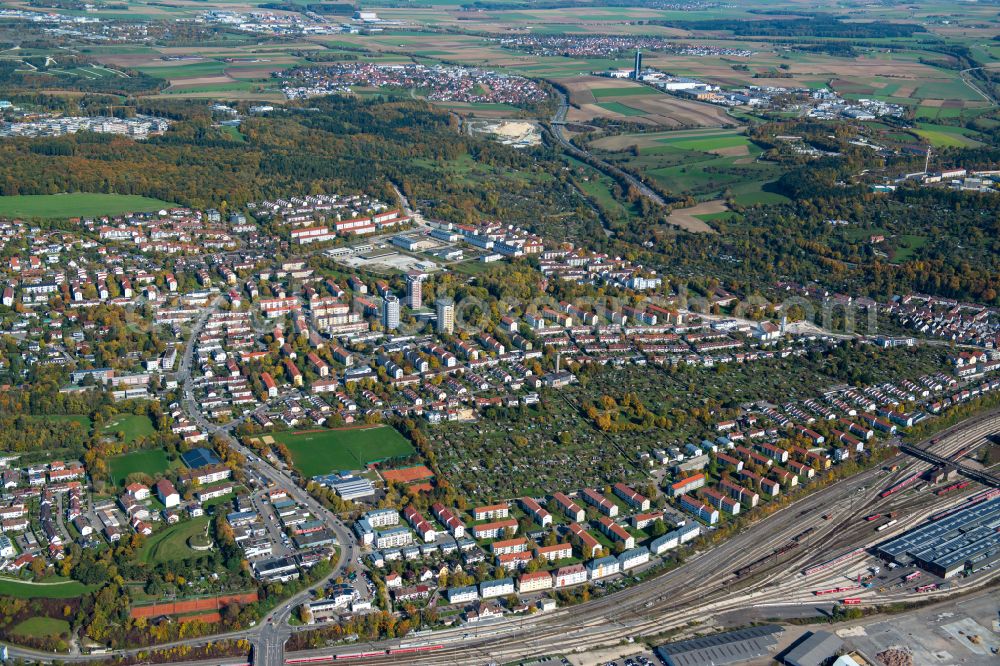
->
382, 295, 400, 331
480, 577, 515, 599
613, 482, 650, 511
554, 563, 588, 588
587, 555, 620, 580
581, 488, 618, 517
154, 479, 179, 508
436, 297, 455, 335
551, 492, 585, 522
518, 571, 553, 593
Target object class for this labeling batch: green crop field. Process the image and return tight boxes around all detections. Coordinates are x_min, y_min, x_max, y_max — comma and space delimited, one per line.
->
914, 79, 985, 101
0, 193, 173, 219
102, 414, 155, 443
12, 617, 71, 639
597, 102, 646, 117
0, 577, 98, 599
659, 134, 751, 151
274, 425, 416, 477
592, 86, 658, 99
137, 516, 213, 565
913, 123, 983, 148
109, 449, 170, 486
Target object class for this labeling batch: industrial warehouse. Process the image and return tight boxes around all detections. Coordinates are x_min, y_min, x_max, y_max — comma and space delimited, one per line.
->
653, 624, 784, 665
876, 496, 1000, 578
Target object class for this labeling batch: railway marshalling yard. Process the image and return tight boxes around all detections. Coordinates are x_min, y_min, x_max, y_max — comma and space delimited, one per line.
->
275, 413, 1000, 666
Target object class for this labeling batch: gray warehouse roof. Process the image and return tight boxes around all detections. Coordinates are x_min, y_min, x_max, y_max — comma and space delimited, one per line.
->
876, 497, 1000, 577
783, 630, 844, 666
654, 624, 783, 666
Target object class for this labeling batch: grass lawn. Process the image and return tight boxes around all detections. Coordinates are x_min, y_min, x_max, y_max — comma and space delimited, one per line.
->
102, 414, 155, 443
273, 425, 416, 477
136, 516, 212, 565
12, 617, 71, 639
109, 449, 170, 486
0, 193, 173, 219
0, 577, 98, 599
452, 260, 493, 276
890, 234, 929, 263
729, 181, 791, 206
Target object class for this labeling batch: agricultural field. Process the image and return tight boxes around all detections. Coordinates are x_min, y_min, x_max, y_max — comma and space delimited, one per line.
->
109, 449, 171, 487
273, 425, 416, 477
912, 123, 985, 148
0, 194, 173, 219
590, 128, 788, 205
136, 516, 213, 565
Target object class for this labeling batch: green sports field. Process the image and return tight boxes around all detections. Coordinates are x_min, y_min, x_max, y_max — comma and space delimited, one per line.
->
274, 425, 416, 477
0, 193, 173, 219
109, 449, 170, 486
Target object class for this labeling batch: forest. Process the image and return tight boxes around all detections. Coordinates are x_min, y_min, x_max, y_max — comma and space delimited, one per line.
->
0, 95, 602, 239
650, 16, 927, 38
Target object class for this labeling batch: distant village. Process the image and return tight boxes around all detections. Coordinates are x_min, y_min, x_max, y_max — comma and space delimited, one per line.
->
0, 114, 171, 139
280, 63, 548, 105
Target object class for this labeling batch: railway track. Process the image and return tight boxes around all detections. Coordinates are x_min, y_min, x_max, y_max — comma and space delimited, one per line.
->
283, 413, 1000, 665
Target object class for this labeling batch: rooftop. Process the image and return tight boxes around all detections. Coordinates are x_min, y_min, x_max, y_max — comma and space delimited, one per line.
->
654, 624, 783, 666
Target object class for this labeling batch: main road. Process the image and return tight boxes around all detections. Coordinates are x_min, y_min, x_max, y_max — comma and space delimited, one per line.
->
548, 91, 667, 207
176, 294, 359, 666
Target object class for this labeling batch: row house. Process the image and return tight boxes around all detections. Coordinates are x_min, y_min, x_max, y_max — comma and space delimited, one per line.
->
700, 487, 740, 516
719, 478, 759, 508
431, 503, 465, 538
580, 488, 618, 517
551, 492, 585, 522
518, 497, 552, 527
613, 482, 650, 511
679, 495, 719, 525
473, 503, 509, 521
597, 516, 635, 549
402, 507, 436, 543
471, 518, 517, 540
